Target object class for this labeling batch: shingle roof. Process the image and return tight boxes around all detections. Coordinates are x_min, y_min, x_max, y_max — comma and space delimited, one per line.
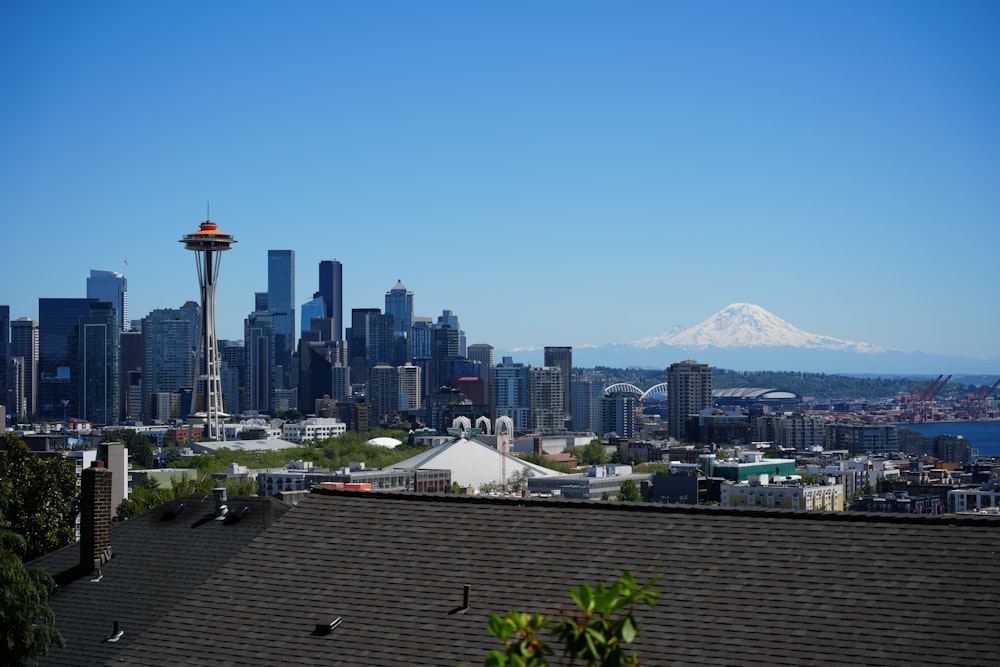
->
30, 494, 289, 667
109, 490, 1000, 666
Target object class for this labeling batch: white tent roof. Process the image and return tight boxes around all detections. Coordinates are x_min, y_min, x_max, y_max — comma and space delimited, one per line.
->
387, 436, 563, 490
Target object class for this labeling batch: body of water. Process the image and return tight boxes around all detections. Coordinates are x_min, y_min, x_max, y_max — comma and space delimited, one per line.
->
894, 421, 1000, 457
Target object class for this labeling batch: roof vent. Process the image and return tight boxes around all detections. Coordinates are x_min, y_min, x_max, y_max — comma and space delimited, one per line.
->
223, 505, 251, 525
213, 488, 228, 518
448, 584, 472, 615
160, 502, 186, 521
104, 621, 124, 643
313, 614, 343, 636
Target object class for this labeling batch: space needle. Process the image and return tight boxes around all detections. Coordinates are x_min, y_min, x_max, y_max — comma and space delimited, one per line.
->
180, 215, 236, 441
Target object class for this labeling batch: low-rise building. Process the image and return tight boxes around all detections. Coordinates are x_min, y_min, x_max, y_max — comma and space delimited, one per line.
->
281, 417, 347, 443
257, 462, 450, 495
948, 482, 1000, 513
721, 475, 845, 511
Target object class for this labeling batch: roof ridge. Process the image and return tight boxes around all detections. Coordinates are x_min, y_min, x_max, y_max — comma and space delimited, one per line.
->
307, 488, 1000, 526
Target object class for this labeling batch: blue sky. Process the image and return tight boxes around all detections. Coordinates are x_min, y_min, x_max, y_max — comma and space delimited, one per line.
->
2, 1, 998, 361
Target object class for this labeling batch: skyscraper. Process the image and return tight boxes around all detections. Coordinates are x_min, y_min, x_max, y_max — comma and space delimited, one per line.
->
300, 292, 325, 336
267, 250, 295, 393
667, 360, 714, 441
141, 307, 198, 421
348, 307, 380, 386
385, 280, 413, 357
544, 346, 572, 425
602, 394, 636, 438
119, 329, 142, 422
318, 260, 343, 342
490, 361, 530, 429
38, 297, 96, 420
368, 363, 399, 428
10, 317, 39, 419
244, 310, 276, 414
434, 309, 466, 357
529, 366, 564, 433
0, 305, 8, 416
79, 301, 120, 426
86, 270, 128, 331
398, 363, 422, 412
571, 378, 604, 433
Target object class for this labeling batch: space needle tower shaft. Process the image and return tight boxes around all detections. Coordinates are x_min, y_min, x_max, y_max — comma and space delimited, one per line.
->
180, 217, 236, 441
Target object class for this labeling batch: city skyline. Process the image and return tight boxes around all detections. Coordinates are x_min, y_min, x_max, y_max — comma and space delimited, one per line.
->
2, 2, 998, 360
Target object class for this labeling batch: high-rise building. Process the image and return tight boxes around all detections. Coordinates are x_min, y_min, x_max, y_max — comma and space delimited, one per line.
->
10, 317, 39, 419
602, 394, 636, 438
318, 260, 343, 342
300, 292, 325, 336
490, 361, 530, 429
330, 363, 351, 403
463, 344, 493, 422
119, 329, 142, 423
267, 250, 295, 393
544, 347, 572, 425
429, 325, 462, 395
38, 297, 97, 420
385, 280, 413, 358
571, 378, 604, 433
410, 318, 434, 359
86, 270, 128, 331
467, 344, 494, 381
667, 360, 714, 441
368, 363, 399, 427
0, 305, 9, 415
219, 339, 244, 416
348, 307, 380, 386
365, 311, 401, 370
245, 310, 276, 414
141, 307, 199, 422
529, 366, 564, 433
79, 301, 120, 426
434, 310, 466, 357
398, 363, 422, 412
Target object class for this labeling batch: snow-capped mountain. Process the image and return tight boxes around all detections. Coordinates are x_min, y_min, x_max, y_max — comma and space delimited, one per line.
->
502, 303, 998, 374
631, 303, 890, 353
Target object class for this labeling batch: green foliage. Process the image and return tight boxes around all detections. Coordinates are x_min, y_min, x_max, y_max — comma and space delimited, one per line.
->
517, 453, 576, 474
102, 429, 155, 468
115, 473, 257, 521
476, 570, 661, 667
616, 479, 642, 503
158, 429, 424, 478
0, 520, 63, 666
571, 441, 609, 466
0, 434, 78, 561
480, 469, 533, 495
712, 369, 927, 401
633, 464, 671, 475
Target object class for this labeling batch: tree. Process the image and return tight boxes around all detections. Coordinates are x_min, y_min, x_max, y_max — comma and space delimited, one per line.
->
0, 514, 64, 665
616, 479, 642, 503
572, 440, 609, 466
0, 434, 78, 562
103, 429, 155, 469
475, 570, 661, 667
517, 453, 575, 474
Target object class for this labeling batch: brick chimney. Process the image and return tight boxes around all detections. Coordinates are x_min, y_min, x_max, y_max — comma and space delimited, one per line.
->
80, 460, 113, 572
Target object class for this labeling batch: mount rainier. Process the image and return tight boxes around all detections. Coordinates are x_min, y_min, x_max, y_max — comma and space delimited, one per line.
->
630, 303, 890, 353
507, 303, 998, 375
